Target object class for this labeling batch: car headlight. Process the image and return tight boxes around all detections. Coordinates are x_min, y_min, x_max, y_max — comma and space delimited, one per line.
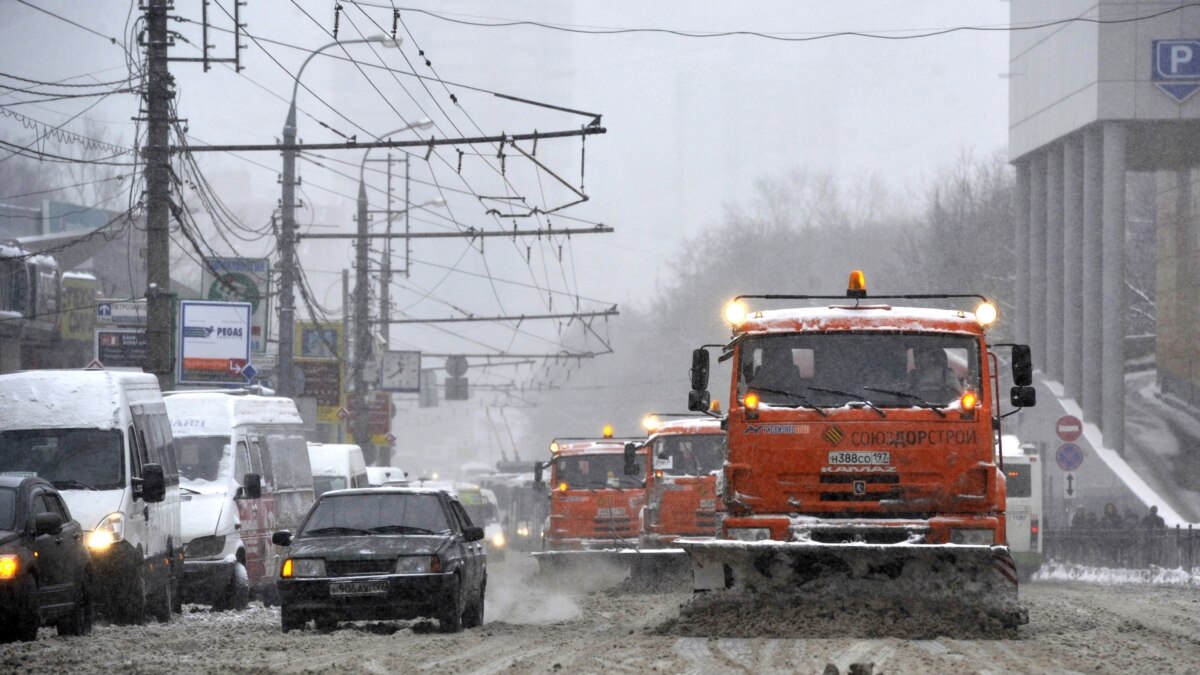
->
516, 526, 530, 537
395, 556, 441, 575
949, 529, 994, 545
0, 554, 18, 579
491, 532, 507, 548
87, 512, 125, 551
727, 527, 771, 542
184, 535, 227, 559
281, 558, 326, 578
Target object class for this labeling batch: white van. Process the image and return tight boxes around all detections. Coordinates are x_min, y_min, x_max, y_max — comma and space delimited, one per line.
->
163, 392, 314, 607
307, 443, 368, 497
0, 369, 181, 624
366, 465, 409, 487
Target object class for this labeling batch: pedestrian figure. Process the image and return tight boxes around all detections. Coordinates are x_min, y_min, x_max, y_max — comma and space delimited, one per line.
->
1140, 505, 1166, 529
1101, 502, 1124, 529
1072, 507, 1095, 529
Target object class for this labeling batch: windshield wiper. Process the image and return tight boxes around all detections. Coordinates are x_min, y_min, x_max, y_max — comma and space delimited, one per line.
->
805, 386, 886, 417
301, 526, 372, 537
369, 525, 438, 535
746, 386, 828, 417
860, 386, 948, 417
51, 479, 98, 491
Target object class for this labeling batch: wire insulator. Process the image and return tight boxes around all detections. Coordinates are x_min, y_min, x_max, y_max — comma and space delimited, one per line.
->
333, 3, 342, 39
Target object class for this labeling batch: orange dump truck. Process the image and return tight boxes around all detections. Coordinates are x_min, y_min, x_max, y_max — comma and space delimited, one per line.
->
532, 435, 653, 578
679, 272, 1036, 627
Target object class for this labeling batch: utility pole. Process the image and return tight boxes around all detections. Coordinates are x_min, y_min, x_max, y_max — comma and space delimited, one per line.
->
143, 0, 174, 392
352, 181, 373, 460
378, 153, 408, 347
341, 268, 350, 443
277, 102, 299, 397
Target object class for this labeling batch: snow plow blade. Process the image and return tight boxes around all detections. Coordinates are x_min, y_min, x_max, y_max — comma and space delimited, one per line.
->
679, 540, 1027, 628
532, 549, 692, 592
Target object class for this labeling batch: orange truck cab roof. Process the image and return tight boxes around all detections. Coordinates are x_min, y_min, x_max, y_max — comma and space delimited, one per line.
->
544, 438, 647, 551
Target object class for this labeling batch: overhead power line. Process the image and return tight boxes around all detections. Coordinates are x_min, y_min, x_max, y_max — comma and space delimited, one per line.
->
173, 126, 605, 153
374, 307, 617, 325
299, 224, 612, 241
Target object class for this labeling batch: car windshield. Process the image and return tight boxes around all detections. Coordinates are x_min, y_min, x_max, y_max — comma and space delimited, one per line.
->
312, 475, 346, 498
0, 428, 124, 491
298, 493, 451, 537
654, 434, 726, 476
175, 436, 230, 483
0, 487, 15, 531
737, 332, 982, 407
555, 453, 644, 490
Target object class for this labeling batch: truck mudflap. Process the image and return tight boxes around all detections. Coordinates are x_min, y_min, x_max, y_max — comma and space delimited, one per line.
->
531, 548, 692, 593
679, 540, 1028, 628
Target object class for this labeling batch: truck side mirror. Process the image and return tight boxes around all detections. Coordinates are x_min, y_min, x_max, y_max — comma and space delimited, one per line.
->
688, 389, 712, 412
690, 348, 710, 391
239, 473, 263, 500
140, 463, 166, 503
1012, 344, 1033, 386
623, 442, 639, 476
533, 462, 545, 488
1010, 385, 1037, 408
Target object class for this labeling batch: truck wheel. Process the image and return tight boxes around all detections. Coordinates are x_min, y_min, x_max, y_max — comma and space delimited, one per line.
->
57, 574, 94, 637
112, 565, 146, 625
438, 576, 464, 633
280, 606, 305, 633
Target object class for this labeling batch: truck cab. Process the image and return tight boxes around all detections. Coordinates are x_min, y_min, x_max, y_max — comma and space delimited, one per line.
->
635, 417, 725, 547
540, 437, 647, 551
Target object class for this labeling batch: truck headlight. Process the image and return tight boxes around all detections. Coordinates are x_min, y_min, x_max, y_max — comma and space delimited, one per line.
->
395, 556, 440, 574
184, 535, 227, 559
491, 532, 507, 549
282, 558, 325, 578
727, 527, 771, 542
87, 512, 125, 551
949, 529, 994, 545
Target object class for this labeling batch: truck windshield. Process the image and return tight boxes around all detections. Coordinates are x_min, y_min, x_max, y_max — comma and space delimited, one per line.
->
738, 332, 981, 408
299, 493, 450, 536
175, 436, 230, 483
0, 428, 124, 491
0, 487, 15, 531
555, 453, 644, 490
654, 434, 726, 476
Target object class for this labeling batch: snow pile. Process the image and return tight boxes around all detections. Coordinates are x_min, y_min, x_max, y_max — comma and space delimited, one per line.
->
1035, 560, 1200, 586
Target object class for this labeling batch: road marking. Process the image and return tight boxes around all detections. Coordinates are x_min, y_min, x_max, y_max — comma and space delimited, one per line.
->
914, 640, 951, 655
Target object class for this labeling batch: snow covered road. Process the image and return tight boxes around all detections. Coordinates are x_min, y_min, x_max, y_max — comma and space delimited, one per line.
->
2, 562, 1199, 674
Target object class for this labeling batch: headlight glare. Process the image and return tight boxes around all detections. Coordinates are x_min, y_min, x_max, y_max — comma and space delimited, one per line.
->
87, 512, 125, 551
0, 554, 18, 579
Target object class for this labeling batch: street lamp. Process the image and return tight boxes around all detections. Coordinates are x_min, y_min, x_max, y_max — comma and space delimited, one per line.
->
277, 34, 399, 399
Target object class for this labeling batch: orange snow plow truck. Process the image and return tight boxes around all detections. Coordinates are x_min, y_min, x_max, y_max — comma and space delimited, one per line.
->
679, 271, 1036, 628
532, 431, 659, 582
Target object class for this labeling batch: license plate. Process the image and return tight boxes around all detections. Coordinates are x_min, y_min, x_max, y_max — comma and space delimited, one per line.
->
329, 579, 388, 596
827, 451, 891, 465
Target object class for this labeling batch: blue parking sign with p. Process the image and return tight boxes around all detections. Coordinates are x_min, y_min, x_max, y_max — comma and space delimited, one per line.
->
1154, 40, 1200, 102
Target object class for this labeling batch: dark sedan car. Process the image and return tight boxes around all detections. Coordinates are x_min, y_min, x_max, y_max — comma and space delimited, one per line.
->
272, 487, 486, 633
0, 476, 92, 642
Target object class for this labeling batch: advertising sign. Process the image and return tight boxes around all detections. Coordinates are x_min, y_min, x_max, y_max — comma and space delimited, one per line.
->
296, 359, 343, 422
202, 257, 271, 353
177, 300, 252, 385
295, 322, 342, 360
59, 274, 99, 342
95, 328, 146, 368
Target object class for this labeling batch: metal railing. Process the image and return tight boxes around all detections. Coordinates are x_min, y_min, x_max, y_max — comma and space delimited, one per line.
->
1045, 526, 1199, 571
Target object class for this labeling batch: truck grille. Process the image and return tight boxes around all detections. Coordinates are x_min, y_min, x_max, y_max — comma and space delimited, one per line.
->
818, 474, 901, 502
696, 512, 718, 531
593, 516, 634, 533
326, 559, 395, 576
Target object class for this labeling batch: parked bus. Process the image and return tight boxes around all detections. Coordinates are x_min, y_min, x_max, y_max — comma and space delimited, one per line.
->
1002, 434, 1044, 579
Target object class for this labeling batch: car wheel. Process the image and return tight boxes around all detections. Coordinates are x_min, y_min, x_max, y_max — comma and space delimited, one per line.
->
463, 578, 485, 628
151, 571, 173, 623
112, 564, 147, 625
57, 574, 94, 637
214, 563, 250, 611
14, 575, 40, 642
438, 576, 464, 633
280, 606, 305, 633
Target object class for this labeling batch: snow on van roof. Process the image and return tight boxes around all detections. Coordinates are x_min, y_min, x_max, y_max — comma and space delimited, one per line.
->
0, 370, 159, 431
307, 443, 364, 476
163, 392, 303, 436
